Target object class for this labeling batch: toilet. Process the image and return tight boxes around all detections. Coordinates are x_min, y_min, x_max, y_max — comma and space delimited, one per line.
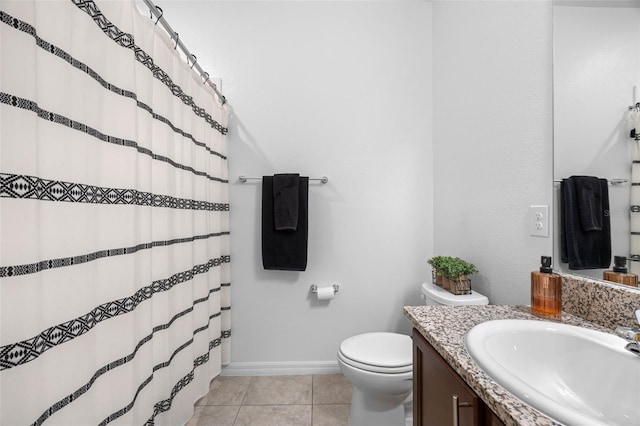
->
338, 282, 489, 426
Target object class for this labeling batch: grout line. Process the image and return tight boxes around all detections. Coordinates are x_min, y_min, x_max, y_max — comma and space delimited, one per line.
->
239, 376, 252, 406
311, 375, 315, 425
232, 404, 240, 426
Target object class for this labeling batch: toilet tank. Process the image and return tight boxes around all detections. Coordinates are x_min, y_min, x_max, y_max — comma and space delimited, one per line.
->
421, 282, 489, 306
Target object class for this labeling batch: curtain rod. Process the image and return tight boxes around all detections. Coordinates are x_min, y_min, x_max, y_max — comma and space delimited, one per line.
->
142, 0, 226, 105
239, 176, 329, 184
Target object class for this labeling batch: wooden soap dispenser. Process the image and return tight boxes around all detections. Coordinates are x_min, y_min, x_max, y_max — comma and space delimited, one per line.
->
531, 256, 562, 319
603, 256, 638, 287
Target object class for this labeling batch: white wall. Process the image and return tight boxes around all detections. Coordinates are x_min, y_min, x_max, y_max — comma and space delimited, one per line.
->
155, 0, 554, 368
157, 1, 434, 368
553, 4, 640, 280
432, 1, 554, 305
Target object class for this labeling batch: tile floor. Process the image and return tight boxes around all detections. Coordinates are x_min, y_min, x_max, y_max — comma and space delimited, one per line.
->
187, 374, 352, 426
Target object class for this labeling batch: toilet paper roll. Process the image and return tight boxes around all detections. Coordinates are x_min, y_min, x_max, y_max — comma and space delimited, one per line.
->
316, 286, 335, 301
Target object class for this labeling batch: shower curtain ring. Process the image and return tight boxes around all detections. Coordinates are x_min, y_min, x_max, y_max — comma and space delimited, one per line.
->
173, 32, 179, 49
190, 54, 197, 69
202, 72, 210, 85
153, 6, 163, 25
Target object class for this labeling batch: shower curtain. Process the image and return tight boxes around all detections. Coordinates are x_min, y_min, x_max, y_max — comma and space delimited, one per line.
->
631, 140, 640, 278
0, 1, 230, 425
631, 99, 640, 277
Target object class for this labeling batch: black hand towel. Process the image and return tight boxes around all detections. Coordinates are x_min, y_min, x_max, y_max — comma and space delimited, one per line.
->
573, 176, 603, 231
262, 175, 308, 271
560, 176, 611, 270
273, 174, 300, 231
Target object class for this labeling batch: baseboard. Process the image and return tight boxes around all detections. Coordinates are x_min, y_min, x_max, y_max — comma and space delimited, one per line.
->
220, 360, 341, 376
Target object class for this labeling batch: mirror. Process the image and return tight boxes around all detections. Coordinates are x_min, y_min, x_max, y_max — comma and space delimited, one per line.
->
553, 0, 640, 285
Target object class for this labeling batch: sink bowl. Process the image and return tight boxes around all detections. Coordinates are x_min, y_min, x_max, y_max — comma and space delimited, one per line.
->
465, 319, 640, 426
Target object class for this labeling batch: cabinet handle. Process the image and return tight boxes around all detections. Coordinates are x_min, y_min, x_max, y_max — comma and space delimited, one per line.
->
452, 395, 473, 426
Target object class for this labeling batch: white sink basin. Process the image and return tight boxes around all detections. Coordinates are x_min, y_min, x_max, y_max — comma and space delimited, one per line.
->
465, 319, 640, 426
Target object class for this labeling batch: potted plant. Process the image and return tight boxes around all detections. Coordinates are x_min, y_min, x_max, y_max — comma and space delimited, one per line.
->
428, 256, 478, 294
442, 257, 478, 295
427, 256, 448, 286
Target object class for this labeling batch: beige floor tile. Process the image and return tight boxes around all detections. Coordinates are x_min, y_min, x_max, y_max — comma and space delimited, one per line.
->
185, 405, 240, 426
234, 405, 312, 426
243, 375, 313, 405
197, 376, 252, 406
312, 374, 352, 405
187, 375, 352, 425
312, 404, 350, 426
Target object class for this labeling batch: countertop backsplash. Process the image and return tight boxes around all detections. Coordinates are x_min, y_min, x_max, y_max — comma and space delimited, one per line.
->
560, 273, 640, 330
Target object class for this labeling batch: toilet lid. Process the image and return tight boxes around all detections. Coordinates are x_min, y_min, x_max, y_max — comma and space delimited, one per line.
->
339, 332, 412, 373
421, 282, 489, 305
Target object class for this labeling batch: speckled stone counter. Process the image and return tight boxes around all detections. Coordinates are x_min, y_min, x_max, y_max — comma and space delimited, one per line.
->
560, 273, 640, 329
403, 305, 614, 426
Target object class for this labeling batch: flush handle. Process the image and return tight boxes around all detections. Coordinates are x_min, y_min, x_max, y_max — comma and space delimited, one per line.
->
452, 395, 473, 426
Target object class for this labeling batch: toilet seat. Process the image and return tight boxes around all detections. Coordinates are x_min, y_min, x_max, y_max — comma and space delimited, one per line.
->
338, 332, 412, 374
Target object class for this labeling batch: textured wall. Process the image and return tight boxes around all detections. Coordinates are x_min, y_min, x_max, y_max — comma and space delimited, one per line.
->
432, 0, 554, 305
158, 1, 434, 367
157, 0, 555, 368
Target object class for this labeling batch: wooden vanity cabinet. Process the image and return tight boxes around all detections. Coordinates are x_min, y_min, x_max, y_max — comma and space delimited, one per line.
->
412, 328, 506, 426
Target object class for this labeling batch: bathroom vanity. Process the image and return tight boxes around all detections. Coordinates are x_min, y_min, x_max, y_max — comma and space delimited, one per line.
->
406, 274, 640, 425
413, 328, 506, 426
405, 304, 626, 425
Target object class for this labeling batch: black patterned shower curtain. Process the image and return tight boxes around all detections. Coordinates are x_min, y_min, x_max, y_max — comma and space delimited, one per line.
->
0, 1, 230, 424
631, 157, 639, 276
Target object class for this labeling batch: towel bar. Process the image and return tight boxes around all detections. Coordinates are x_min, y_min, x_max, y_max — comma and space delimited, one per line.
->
239, 176, 328, 184
554, 178, 628, 185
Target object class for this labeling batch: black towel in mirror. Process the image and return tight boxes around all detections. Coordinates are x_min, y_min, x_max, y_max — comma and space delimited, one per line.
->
560, 176, 611, 270
262, 175, 308, 271
573, 176, 603, 231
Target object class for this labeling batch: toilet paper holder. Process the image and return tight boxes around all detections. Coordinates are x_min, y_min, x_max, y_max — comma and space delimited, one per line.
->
310, 284, 340, 294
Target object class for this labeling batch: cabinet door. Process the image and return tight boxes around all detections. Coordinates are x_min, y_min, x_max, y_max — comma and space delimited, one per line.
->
413, 328, 480, 426
484, 411, 507, 426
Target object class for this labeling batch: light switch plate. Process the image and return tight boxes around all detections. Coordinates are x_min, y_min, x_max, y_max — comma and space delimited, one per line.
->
530, 205, 549, 237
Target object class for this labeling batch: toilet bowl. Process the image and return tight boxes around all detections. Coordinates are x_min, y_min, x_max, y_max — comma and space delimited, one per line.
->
338, 332, 413, 426
338, 282, 489, 426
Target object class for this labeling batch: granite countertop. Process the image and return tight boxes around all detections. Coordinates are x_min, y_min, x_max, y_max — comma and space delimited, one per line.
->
403, 305, 613, 426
